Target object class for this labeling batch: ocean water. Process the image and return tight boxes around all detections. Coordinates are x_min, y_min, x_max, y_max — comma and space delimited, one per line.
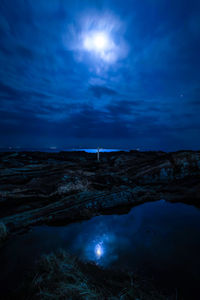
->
0, 147, 125, 153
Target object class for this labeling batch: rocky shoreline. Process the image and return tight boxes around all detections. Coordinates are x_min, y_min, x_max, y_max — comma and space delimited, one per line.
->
0, 150, 200, 238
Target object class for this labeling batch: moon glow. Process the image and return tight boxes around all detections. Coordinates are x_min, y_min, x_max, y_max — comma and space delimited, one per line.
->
83, 32, 110, 52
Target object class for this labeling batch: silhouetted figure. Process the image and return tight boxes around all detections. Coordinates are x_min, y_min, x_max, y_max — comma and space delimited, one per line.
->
97, 147, 100, 161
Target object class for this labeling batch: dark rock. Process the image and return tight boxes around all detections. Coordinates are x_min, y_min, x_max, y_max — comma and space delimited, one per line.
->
0, 150, 199, 235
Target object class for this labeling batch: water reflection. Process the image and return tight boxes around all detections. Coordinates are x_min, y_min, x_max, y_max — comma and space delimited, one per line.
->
95, 243, 103, 258
0, 200, 200, 298
83, 232, 118, 265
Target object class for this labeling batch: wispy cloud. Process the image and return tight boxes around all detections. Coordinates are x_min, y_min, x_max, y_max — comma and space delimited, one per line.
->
0, 0, 199, 149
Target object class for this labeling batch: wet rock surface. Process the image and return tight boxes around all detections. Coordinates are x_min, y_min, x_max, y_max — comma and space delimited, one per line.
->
0, 150, 200, 234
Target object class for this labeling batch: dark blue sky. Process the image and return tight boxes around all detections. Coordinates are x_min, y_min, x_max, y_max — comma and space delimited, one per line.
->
0, 0, 199, 150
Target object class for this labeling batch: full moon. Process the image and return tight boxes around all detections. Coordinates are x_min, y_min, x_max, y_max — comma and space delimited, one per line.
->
83, 32, 110, 52
93, 33, 108, 50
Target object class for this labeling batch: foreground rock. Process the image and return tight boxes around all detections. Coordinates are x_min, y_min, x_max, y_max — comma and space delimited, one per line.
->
0, 150, 200, 234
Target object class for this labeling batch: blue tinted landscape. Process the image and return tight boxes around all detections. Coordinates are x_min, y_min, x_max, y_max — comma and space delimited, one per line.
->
0, 0, 200, 299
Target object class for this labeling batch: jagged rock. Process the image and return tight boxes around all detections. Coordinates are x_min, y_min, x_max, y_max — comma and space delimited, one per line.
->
0, 150, 199, 234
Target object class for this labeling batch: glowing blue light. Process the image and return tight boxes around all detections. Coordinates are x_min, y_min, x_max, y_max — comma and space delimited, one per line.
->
83, 31, 110, 52
95, 243, 104, 258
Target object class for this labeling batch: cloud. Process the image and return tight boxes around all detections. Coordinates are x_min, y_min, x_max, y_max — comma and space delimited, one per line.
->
106, 100, 141, 116
89, 85, 117, 98
0, 0, 199, 150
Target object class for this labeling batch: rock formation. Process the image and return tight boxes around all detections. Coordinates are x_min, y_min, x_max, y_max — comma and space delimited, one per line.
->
0, 150, 199, 234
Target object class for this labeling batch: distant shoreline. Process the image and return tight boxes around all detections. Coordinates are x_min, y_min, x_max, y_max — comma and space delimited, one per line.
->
0, 148, 125, 153
0, 148, 199, 153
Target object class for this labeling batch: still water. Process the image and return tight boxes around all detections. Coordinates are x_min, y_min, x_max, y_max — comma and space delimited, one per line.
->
1, 200, 200, 298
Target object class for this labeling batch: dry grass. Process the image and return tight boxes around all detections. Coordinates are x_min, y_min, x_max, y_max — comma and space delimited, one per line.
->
20, 250, 172, 300
31, 250, 101, 299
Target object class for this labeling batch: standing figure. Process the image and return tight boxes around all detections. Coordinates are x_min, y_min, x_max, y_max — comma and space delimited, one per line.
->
97, 147, 100, 161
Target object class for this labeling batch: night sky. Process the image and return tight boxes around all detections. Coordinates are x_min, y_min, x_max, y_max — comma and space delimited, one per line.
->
0, 0, 199, 150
